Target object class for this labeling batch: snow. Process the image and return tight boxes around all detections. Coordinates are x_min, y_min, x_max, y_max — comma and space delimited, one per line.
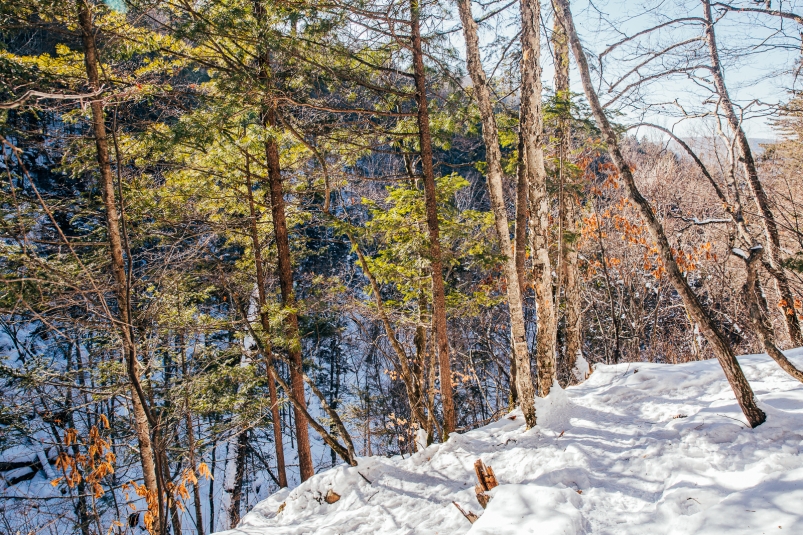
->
217, 350, 803, 535
572, 350, 590, 383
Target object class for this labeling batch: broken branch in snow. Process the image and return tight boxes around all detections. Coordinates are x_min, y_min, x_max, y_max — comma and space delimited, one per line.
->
452, 501, 479, 523
474, 459, 498, 508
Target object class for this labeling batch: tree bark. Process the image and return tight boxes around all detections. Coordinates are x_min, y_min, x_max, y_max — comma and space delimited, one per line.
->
75, 1, 162, 531
251, 0, 313, 482
552, 9, 583, 382
511, 110, 527, 406
457, 0, 538, 427
227, 430, 248, 528
244, 158, 289, 487
702, 0, 802, 348
410, 0, 456, 436
179, 335, 205, 535
736, 247, 803, 382
553, 0, 766, 427
350, 235, 430, 431
520, 0, 557, 396
262, 102, 314, 481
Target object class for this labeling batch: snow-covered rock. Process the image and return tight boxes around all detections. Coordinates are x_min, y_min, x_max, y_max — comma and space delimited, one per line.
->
218, 350, 803, 534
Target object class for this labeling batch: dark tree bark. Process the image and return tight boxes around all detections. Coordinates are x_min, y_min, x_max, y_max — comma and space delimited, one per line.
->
410, 0, 455, 436
262, 101, 314, 481
228, 430, 249, 528
179, 334, 205, 535
244, 157, 288, 487
251, 0, 313, 482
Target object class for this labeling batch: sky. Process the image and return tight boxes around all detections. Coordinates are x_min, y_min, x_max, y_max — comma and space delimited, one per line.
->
456, 0, 803, 140
105, 0, 800, 139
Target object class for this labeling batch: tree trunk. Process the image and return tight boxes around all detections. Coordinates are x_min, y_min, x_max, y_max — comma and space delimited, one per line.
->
520, 0, 557, 396
227, 430, 248, 528
702, 0, 802, 348
552, 9, 583, 382
262, 101, 314, 481
208, 430, 216, 534
350, 235, 430, 431
244, 157, 289, 487
179, 333, 205, 535
737, 247, 803, 382
457, 0, 538, 427
75, 1, 162, 531
251, 0, 313, 482
511, 112, 527, 406
410, 0, 456, 436
553, 0, 766, 428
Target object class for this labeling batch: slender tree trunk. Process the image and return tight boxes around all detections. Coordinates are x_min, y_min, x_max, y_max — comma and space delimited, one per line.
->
415, 290, 437, 442
553, 0, 766, 427
244, 158, 288, 487
511, 114, 528, 406
737, 247, 803, 382
252, 0, 313, 482
75, 1, 162, 531
179, 334, 205, 535
262, 101, 314, 482
350, 235, 430, 430
243, 315, 358, 466
227, 430, 248, 528
410, 0, 455, 436
552, 10, 583, 381
702, 0, 802, 347
64, 347, 91, 535
208, 430, 216, 534
457, 0, 538, 427
520, 0, 557, 396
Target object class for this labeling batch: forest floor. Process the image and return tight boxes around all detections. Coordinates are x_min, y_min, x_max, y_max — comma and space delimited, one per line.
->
220, 350, 803, 534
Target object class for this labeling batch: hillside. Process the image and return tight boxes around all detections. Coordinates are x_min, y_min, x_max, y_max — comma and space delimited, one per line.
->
220, 351, 803, 535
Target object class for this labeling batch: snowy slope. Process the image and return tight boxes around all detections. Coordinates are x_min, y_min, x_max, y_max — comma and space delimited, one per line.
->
220, 350, 803, 535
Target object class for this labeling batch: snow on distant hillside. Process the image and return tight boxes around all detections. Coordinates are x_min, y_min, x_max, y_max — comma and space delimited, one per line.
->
219, 350, 803, 535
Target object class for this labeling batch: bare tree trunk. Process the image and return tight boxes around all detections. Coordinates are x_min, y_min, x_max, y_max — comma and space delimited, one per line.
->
552, 10, 583, 382
232, 292, 359, 466
457, 0, 538, 427
410, 0, 455, 436
553, 0, 766, 427
350, 235, 430, 431
208, 428, 216, 534
75, 1, 162, 531
702, 0, 802, 347
179, 334, 205, 535
227, 430, 248, 528
520, 0, 557, 396
511, 112, 528, 406
736, 247, 803, 382
244, 157, 288, 487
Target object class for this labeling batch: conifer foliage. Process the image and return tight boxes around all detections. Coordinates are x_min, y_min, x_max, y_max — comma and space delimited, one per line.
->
1, 0, 802, 532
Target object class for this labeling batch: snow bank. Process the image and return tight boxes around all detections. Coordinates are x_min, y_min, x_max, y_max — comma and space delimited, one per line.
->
219, 350, 803, 534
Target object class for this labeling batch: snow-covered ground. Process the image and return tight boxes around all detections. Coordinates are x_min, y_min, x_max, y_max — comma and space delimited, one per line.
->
220, 350, 803, 535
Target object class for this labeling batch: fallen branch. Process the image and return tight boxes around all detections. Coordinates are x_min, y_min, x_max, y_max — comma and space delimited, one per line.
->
0, 88, 105, 109
452, 501, 479, 524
